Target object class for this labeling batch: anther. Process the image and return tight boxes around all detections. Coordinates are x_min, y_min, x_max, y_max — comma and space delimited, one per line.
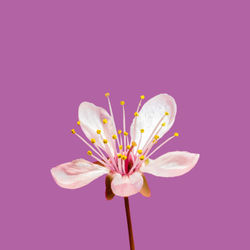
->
112, 134, 117, 140
132, 141, 137, 147
119, 145, 123, 150
71, 129, 76, 134
77, 121, 80, 125
134, 112, 139, 117
120, 101, 125, 106
121, 155, 127, 160
140, 95, 145, 100
96, 129, 101, 134
162, 122, 166, 127
139, 155, 145, 160
137, 149, 143, 154
117, 153, 122, 158
174, 132, 179, 137
140, 129, 144, 133
87, 151, 92, 156
105, 92, 110, 97
91, 138, 96, 144
124, 131, 128, 136
165, 112, 169, 116
103, 139, 108, 144
102, 119, 108, 124
118, 130, 122, 134
154, 135, 159, 140
127, 145, 131, 150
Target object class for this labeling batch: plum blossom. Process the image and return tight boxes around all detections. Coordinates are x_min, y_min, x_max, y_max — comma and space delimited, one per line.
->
51, 93, 199, 198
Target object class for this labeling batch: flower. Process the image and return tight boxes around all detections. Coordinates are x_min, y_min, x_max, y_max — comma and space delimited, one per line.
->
51, 93, 199, 198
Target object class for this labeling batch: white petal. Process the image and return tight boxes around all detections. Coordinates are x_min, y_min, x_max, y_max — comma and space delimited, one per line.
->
51, 159, 109, 189
78, 102, 116, 155
141, 151, 199, 177
111, 172, 143, 197
130, 94, 177, 149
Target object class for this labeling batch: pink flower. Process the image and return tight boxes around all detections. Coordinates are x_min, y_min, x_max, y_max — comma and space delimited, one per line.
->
51, 93, 199, 198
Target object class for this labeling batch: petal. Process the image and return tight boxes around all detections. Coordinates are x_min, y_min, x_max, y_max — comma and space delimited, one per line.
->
141, 151, 199, 177
111, 172, 143, 197
130, 94, 177, 149
78, 102, 116, 155
51, 159, 109, 189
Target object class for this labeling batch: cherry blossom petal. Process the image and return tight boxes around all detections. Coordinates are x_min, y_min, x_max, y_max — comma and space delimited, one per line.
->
111, 172, 143, 197
141, 151, 199, 177
51, 159, 109, 189
130, 94, 177, 149
78, 102, 116, 155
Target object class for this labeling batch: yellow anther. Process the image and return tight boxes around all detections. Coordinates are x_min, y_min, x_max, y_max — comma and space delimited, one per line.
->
103, 119, 108, 124
71, 129, 76, 134
117, 153, 122, 158
77, 121, 80, 125
124, 131, 128, 136
103, 139, 108, 144
119, 145, 123, 150
140, 95, 145, 100
112, 134, 117, 140
87, 151, 92, 156
120, 101, 125, 106
134, 112, 139, 117
96, 129, 101, 134
132, 141, 137, 147
105, 92, 110, 97
126, 145, 131, 150
121, 155, 127, 160
140, 129, 144, 133
91, 138, 96, 144
139, 155, 145, 160
153, 139, 158, 143
154, 135, 159, 140
118, 130, 122, 134
165, 112, 169, 116
174, 132, 179, 137
162, 122, 166, 127
137, 149, 143, 154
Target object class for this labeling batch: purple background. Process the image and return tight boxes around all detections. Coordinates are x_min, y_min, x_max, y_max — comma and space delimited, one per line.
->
1, 0, 249, 249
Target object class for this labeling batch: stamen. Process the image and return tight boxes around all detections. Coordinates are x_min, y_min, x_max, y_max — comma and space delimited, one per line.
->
124, 131, 128, 136
134, 112, 139, 117
139, 155, 145, 160
146, 134, 176, 158
91, 138, 96, 144
112, 134, 118, 140
102, 119, 108, 124
103, 139, 108, 144
137, 149, 143, 154
127, 145, 131, 150
96, 129, 101, 134
86, 150, 106, 166
71, 129, 76, 134
77, 121, 81, 126
121, 101, 126, 148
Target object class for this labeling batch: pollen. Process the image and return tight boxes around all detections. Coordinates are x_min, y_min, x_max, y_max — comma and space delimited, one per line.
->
112, 134, 117, 140
132, 141, 137, 147
120, 101, 125, 106
174, 132, 179, 137
139, 155, 145, 160
126, 145, 131, 149
103, 139, 108, 144
119, 145, 123, 150
105, 92, 110, 97
117, 153, 122, 158
121, 155, 127, 160
91, 138, 96, 144
118, 130, 122, 134
124, 131, 128, 136
134, 112, 139, 117
102, 119, 108, 124
137, 149, 143, 154
140, 129, 144, 133
71, 129, 76, 134
165, 112, 169, 116
96, 129, 101, 134
77, 121, 80, 125
140, 95, 145, 100
154, 135, 159, 140
87, 151, 92, 156
162, 122, 166, 127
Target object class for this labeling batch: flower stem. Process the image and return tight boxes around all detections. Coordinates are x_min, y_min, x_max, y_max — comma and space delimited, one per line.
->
124, 197, 135, 250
